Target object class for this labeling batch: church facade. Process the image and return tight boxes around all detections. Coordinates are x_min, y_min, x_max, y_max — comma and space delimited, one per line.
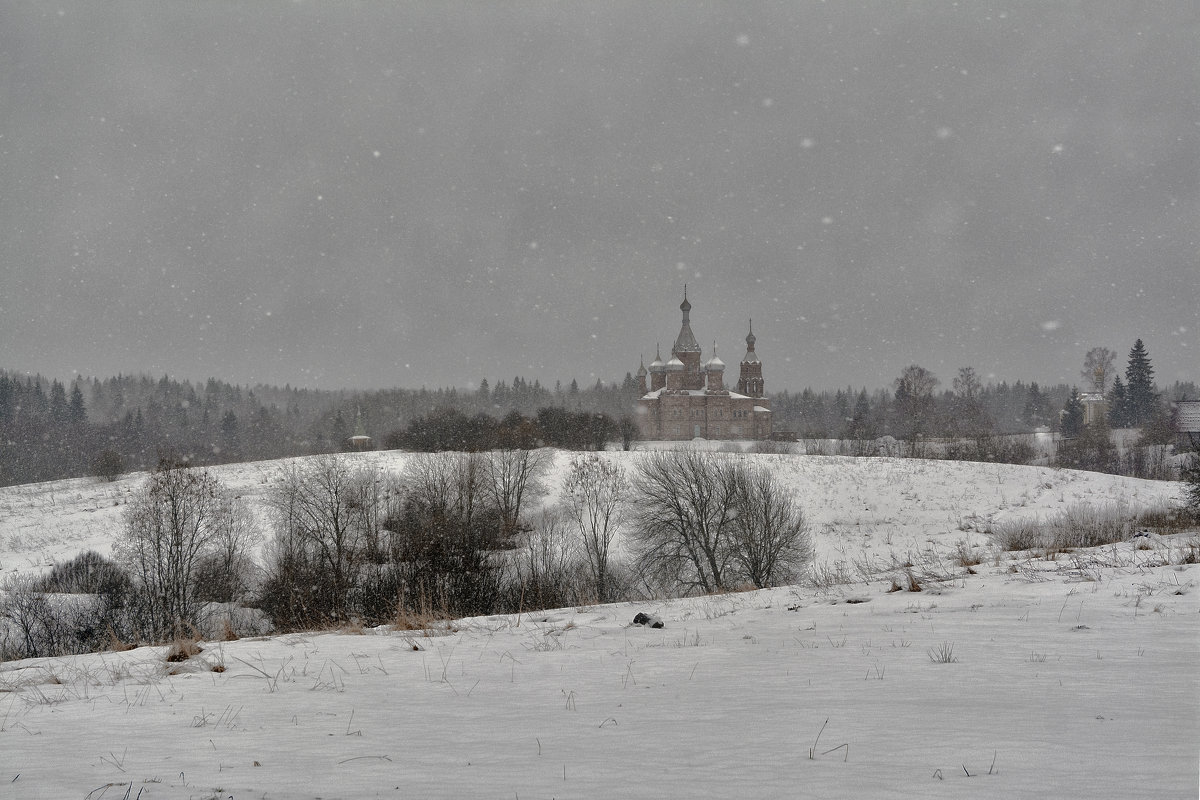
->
635, 292, 772, 441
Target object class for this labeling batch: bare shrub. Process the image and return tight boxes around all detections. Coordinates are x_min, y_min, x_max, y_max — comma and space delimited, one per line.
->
34, 550, 131, 596
1, 575, 61, 660
506, 508, 580, 612
1119, 444, 1177, 481
90, 449, 126, 482
1055, 423, 1118, 473
1049, 502, 1135, 549
1, 572, 135, 661
1135, 501, 1191, 535
387, 452, 504, 619
806, 560, 854, 590
953, 539, 983, 567
993, 501, 1179, 556
992, 519, 1047, 552
944, 435, 1036, 466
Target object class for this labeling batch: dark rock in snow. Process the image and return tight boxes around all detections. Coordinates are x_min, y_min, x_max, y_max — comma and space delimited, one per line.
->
632, 612, 664, 628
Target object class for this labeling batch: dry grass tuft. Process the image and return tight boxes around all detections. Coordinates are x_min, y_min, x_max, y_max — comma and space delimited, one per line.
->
928, 641, 958, 663
953, 539, 983, 567
106, 627, 136, 653
165, 637, 203, 663
219, 617, 240, 642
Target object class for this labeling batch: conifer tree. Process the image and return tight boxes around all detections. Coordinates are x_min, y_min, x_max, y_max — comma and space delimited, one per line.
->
1060, 388, 1085, 438
1124, 339, 1157, 427
1106, 375, 1129, 428
1022, 382, 1048, 429
48, 380, 69, 423
68, 383, 87, 425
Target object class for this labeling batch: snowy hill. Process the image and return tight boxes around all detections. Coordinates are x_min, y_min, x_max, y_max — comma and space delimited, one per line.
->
1, 450, 1197, 798
0, 449, 1184, 579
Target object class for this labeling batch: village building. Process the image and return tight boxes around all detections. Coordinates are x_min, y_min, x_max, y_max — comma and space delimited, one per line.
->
636, 291, 772, 441
1079, 392, 1107, 427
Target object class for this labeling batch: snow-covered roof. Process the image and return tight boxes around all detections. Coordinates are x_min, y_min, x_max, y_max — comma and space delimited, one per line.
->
665, 356, 684, 370
673, 292, 701, 354
641, 388, 755, 400
673, 325, 700, 354
649, 344, 665, 370
741, 322, 760, 363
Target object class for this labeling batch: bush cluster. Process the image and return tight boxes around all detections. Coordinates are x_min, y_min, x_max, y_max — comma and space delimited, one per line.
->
991, 501, 1185, 553
3, 449, 814, 661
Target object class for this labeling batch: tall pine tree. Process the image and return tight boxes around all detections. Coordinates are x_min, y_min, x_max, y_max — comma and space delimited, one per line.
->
1124, 339, 1157, 427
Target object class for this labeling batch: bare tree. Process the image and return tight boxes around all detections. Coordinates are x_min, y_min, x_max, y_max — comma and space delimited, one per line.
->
629, 449, 740, 594
194, 492, 260, 603
631, 450, 812, 595
728, 465, 811, 588
1, 575, 60, 659
115, 465, 253, 639
1082, 347, 1117, 394
562, 454, 626, 602
949, 366, 991, 437
484, 449, 548, 541
893, 364, 940, 440
403, 452, 487, 534
267, 455, 367, 622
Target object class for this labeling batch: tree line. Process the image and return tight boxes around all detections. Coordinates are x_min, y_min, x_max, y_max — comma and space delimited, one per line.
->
0, 371, 641, 487
2, 337, 1193, 488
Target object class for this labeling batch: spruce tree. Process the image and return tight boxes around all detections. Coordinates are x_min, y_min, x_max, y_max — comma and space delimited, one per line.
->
1060, 388, 1085, 438
1106, 374, 1128, 428
68, 383, 87, 425
48, 380, 69, 423
1022, 382, 1048, 429
1124, 339, 1156, 427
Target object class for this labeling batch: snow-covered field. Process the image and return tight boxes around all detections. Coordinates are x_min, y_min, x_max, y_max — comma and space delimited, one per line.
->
1, 450, 1197, 798
0, 448, 1185, 578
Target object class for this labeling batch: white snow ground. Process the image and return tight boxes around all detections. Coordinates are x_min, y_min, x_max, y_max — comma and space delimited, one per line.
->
1, 450, 1197, 798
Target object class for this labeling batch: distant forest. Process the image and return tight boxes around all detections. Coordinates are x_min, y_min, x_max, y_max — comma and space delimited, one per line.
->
1, 367, 1195, 488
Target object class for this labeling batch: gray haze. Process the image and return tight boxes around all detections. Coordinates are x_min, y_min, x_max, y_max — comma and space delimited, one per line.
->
2, 2, 1196, 393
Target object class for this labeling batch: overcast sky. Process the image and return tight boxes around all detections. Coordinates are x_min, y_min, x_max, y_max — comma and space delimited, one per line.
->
1, 2, 1196, 394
